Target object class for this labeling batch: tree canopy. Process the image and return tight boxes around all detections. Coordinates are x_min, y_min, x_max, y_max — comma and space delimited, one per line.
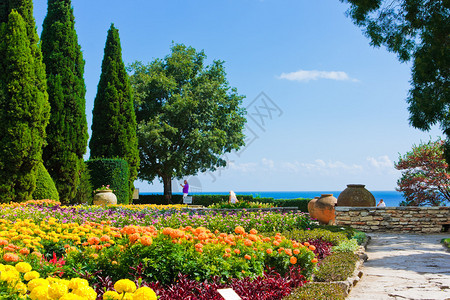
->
129, 44, 246, 200
89, 24, 139, 202
41, 0, 88, 203
395, 138, 450, 206
340, 0, 450, 161
0, 9, 50, 202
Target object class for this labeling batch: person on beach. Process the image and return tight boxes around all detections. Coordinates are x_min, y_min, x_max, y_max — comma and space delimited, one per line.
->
377, 199, 386, 207
229, 190, 238, 204
181, 180, 189, 200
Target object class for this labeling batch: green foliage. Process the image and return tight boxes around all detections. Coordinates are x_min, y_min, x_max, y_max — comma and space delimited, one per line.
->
283, 282, 346, 300
86, 158, 130, 204
73, 161, 93, 205
134, 194, 184, 205
441, 238, 450, 249
340, 0, 450, 163
351, 231, 367, 245
129, 43, 246, 199
314, 252, 359, 282
208, 201, 274, 209
41, 0, 88, 204
395, 138, 450, 206
32, 162, 59, 201
257, 198, 310, 212
90, 24, 139, 203
0, 8, 50, 203
283, 229, 348, 246
331, 239, 359, 253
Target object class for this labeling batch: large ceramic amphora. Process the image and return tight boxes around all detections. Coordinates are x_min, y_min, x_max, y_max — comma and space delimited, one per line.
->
93, 189, 117, 206
307, 196, 320, 219
337, 184, 375, 207
314, 194, 337, 225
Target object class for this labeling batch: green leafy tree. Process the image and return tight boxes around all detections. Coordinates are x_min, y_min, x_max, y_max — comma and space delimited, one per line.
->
41, 0, 89, 203
340, 0, 450, 161
395, 138, 450, 206
129, 44, 246, 200
89, 24, 139, 202
0, 10, 50, 202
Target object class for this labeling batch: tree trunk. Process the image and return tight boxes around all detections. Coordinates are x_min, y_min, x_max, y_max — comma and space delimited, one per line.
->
162, 174, 172, 203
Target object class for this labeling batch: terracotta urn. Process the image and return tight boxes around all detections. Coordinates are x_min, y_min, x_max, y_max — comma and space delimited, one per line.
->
337, 184, 375, 207
307, 196, 320, 219
314, 194, 337, 225
93, 189, 117, 206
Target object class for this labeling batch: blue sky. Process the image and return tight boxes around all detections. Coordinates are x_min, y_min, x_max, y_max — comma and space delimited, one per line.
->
33, 0, 441, 193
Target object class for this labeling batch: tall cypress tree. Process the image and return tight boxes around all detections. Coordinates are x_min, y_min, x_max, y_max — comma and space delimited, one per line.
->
0, 10, 50, 202
41, 0, 88, 203
90, 24, 139, 202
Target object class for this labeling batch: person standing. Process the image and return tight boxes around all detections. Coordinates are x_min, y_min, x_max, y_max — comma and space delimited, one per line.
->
181, 180, 189, 200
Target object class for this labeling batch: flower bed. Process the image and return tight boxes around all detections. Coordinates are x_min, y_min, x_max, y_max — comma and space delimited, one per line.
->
0, 200, 361, 299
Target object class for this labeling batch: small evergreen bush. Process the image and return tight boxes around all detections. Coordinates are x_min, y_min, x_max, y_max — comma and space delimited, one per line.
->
283, 229, 348, 246
314, 252, 359, 282
32, 162, 59, 201
87, 158, 130, 204
283, 282, 346, 300
332, 239, 359, 253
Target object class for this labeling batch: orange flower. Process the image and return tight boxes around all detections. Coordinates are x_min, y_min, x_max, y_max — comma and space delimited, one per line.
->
88, 236, 101, 245
197, 233, 208, 240
162, 227, 173, 236
225, 248, 231, 253
195, 243, 203, 249
0, 239, 8, 246
243, 239, 253, 247
234, 226, 245, 235
266, 248, 273, 254
234, 249, 240, 255
196, 248, 203, 253
278, 247, 285, 253
311, 258, 318, 263
244, 254, 251, 260
100, 235, 110, 242
309, 245, 316, 251
140, 236, 153, 246
284, 249, 293, 256
19, 248, 30, 255
248, 234, 258, 242
249, 228, 258, 235
273, 241, 280, 246
3, 252, 19, 262
129, 233, 141, 243
303, 242, 310, 247
223, 253, 231, 258
290, 256, 297, 264
293, 249, 300, 255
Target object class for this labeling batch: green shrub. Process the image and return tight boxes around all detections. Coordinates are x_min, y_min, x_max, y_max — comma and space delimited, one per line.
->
283, 282, 346, 300
134, 194, 183, 205
255, 198, 310, 212
332, 239, 359, 253
32, 162, 59, 201
351, 231, 367, 245
86, 158, 130, 204
73, 161, 93, 205
208, 201, 274, 209
314, 252, 359, 282
283, 229, 348, 246
441, 238, 450, 249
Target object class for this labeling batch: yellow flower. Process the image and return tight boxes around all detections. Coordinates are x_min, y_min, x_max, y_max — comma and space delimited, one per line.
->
133, 286, 157, 300
27, 278, 49, 292
24, 271, 40, 281
72, 286, 97, 300
15, 262, 32, 273
114, 279, 136, 294
59, 293, 85, 300
15, 282, 28, 295
48, 282, 69, 299
68, 278, 89, 290
29, 285, 49, 300
103, 290, 120, 300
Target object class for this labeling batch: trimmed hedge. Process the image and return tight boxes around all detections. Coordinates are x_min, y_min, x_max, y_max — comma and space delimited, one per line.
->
32, 162, 59, 201
283, 282, 346, 300
86, 158, 130, 204
134, 193, 311, 211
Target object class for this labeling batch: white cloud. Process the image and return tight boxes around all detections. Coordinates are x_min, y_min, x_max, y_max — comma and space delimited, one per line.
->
278, 69, 358, 82
228, 161, 258, 172
262, 158, 275, 169
367, 155, 393, 169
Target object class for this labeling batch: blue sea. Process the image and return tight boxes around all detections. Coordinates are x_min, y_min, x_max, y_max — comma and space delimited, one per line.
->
141, 190, 404, 207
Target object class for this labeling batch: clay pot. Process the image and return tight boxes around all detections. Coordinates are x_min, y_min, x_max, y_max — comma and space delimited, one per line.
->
314, 194, 337, 225
93, 190, 117, 206
337, 184, 375, 207
307, 197, 320, 219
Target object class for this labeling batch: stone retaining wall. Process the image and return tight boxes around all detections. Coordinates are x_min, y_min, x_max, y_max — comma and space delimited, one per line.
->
335, 207, 450, 233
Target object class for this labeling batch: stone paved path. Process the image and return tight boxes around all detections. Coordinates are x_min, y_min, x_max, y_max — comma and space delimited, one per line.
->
347, 233, 450, 300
